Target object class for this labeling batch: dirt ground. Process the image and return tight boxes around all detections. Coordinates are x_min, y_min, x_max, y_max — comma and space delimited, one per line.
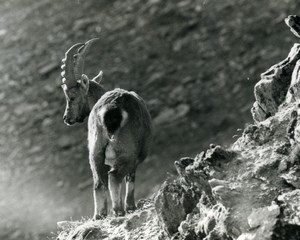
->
0, 0, 299, 239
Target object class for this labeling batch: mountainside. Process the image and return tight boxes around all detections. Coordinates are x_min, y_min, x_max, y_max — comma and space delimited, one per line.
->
55, 15, 300, 240
1, 1, 300, 239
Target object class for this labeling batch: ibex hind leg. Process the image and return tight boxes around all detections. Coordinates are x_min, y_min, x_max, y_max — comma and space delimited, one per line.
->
89, 138, 110, 220
125, 171, 136, 213
108, 170, 125, 217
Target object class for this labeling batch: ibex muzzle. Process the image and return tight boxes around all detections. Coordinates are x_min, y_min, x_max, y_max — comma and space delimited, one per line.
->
61, 39, 153, 219
62, 85, 88, 125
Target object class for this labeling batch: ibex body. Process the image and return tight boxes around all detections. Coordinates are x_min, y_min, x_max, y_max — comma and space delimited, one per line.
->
61, 39, 152, 218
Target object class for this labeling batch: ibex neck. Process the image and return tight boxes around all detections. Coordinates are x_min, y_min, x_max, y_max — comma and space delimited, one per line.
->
87, 81, 107, 111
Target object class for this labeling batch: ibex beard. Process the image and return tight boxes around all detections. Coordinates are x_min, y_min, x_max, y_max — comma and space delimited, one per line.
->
61, 39, 152, 219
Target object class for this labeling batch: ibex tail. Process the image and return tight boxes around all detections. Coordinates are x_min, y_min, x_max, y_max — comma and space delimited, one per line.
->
100, 104, 128, 137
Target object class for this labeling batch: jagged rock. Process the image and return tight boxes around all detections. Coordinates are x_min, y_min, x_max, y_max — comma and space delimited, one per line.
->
174, 157, 195, 176
275, 142, 291, 156
278, 159, 288, 172
278, 190, 300, 225
200, 145, 236, 165
281, 166, 300, 189
237, 201, 300, 240
195, 195, 231, 240
178, 220, 198, 240
251, 44, 300, 122
286, 60, 300, 102
247, 204, 280, 229
236, 204, 280, 240
175, 156, 213, 197
154, 181, 197, 235
286, 110, 298, 142
211, 183, 242, 208
285, 15, 300, 38
243, 124, 273, 145
187, 145, 236, 182
294, 124, 300, 145
251, 102, 268, 122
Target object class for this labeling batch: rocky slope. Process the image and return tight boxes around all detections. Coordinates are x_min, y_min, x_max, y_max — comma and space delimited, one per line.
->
55, 16, 300, 240
3, 1, 300, 239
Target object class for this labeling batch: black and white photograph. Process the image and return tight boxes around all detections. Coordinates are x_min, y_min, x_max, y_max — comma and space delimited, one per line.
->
1, 0, 300, 239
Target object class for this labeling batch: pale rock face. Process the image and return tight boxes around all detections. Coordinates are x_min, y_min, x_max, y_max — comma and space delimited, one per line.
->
294, 121, 300, 144
286, 60, 300, 103
252, 44, 300, 123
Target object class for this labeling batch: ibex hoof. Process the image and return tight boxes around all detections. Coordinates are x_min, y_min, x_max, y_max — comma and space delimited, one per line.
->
93, 213, 106, 221
125, 205, 136, 214
112, 209, 125, 217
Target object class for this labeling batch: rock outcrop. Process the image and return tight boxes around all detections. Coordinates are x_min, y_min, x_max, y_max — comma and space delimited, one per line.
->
56, 16, 300, 240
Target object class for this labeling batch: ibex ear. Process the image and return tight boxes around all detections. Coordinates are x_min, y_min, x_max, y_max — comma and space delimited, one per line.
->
92, 70, 103, 84
79, 74, 89, 95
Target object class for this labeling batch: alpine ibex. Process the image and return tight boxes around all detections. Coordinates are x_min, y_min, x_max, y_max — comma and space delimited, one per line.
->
61, 39, 153, 219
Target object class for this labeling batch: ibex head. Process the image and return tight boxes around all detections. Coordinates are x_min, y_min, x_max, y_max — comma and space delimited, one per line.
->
61, 38, 103, 125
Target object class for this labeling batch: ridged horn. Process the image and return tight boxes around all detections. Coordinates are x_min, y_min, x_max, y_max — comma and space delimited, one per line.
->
62, 43, 85, 88
62, 38, 99, 88
74, 38, 99, 81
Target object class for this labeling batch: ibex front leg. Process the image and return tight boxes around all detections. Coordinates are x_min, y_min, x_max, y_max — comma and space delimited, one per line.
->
89, 151, 110, 220
125, 170, 136, 213
88, 126, 110, 220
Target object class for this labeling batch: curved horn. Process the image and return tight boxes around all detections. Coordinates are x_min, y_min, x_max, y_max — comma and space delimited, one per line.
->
74, 38, 99, 81
62, 43, 84, 87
